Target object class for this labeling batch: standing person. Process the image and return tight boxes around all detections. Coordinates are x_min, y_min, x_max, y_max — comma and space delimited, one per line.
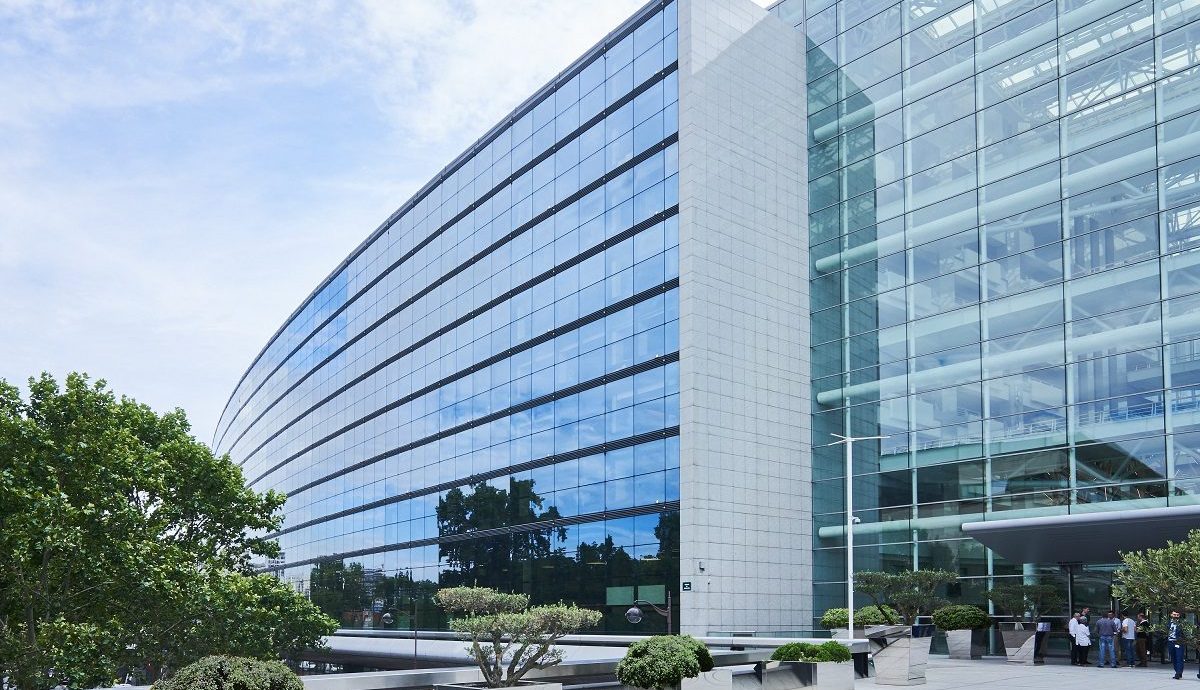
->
1069, 613, 1082, 665
1097, 610, 1120, 668
1035, 618, 1051, 664
1167, 610, 1186, 679
1075, 614, 1093, 666
1121, 611, 1137, 668
1136, 613, 1151, 667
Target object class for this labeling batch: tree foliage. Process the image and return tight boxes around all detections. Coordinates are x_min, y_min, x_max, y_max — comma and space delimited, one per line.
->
616, 635, 713, 690
0, 373, 336, 689
931, 605, 990, 631
154, 656, 302, 690
853, 570, 957, 625
985, 583, 1063, 622
1115, 529, 1200, 617
436, 586, 602, 687
770, 641, 852, 663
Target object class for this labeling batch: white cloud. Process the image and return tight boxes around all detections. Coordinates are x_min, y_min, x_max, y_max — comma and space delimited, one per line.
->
0, 0, 771, 443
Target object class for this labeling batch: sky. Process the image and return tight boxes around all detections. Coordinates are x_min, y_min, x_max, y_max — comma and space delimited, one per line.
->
0, 0, 766, 444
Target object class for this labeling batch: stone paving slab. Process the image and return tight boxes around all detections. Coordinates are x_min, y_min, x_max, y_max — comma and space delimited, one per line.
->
860, 657, 1198, 690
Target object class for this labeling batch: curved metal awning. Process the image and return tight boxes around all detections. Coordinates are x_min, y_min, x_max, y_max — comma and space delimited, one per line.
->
961, 504, 1200, 564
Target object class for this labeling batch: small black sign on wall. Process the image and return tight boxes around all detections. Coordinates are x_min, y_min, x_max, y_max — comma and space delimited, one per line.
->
681, 581, 692, 592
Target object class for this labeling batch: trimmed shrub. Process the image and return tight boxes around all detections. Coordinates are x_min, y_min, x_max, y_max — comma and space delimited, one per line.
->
770, 641, 852, 663
156, 656, 302, 690
820, 608, 848, 629
932, 605, 991, 631
616, 635, 713, 690
855, 605, 900, 626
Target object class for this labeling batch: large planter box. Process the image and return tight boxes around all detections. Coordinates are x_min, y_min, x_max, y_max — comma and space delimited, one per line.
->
944, 629, 986, 660
752, 660, 853, 690
866, 624, 934, 686
437, 683, 562, 690
680, 668, 733, 690
998, 623, 1037, 664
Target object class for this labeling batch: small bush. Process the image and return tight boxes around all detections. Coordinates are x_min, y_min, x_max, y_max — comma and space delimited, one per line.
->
770, 641, 852, 663
820, 608, 848, 629
616, 635, 713, 690
855, 605, 900, 626
932, 605, 990, 631
156, 656, 302, 690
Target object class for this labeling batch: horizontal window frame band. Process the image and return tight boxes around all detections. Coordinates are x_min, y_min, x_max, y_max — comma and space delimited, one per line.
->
227, 135, 681, 463
268, 425, 680, 539
240, 273, 679, 479
249, 349, 681, 488
245, 272, 679, 484
263, 499, 681, 573
216, 61, 680, 449
234, 199, 681, 469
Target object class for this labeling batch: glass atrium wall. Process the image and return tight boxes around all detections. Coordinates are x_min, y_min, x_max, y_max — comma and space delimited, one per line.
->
214, 0, 682, 632
774, 0, 1200, 622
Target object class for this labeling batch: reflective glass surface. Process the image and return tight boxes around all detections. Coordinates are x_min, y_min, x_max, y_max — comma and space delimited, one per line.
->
214, 2, 680, 632
777, 0, 1200, 624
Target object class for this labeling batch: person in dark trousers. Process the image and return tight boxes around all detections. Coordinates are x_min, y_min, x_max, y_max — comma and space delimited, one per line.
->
1136, 613, 1151, 667
1074, 615, 1092, 666
1120, 611, 1137, 667
1167, 610, 1186, 679
1069, 612, 1082, 665
1035, 618, 1051, 664
1097, 610, 1121, 667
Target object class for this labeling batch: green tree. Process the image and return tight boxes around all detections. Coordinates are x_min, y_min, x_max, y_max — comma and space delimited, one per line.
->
0, 373, 336, 689
853, 570, 958, 625
986, 583, 1063, 622
1115, 529, 1200, 614
435, 587, 601, 687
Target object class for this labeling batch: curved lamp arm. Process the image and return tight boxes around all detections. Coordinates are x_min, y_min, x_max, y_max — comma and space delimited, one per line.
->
632, 599, 671, 616
628, 591, 674, 635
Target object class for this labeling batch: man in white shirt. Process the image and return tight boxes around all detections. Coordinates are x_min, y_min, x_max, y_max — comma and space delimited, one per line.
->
1120, 611, 1137, 667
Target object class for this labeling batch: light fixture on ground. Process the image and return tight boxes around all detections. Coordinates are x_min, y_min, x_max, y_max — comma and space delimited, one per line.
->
625, 592, 673, 634
829, 432, 887, 636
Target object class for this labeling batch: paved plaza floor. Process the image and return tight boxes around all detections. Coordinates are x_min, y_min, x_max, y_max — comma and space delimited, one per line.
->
861, 658, 1200, 690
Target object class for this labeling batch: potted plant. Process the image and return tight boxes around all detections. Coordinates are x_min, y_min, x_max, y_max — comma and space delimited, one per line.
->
986, 583, 1062, 664
155, 656, 303, 690
854, 569, 957, 686
617, 635, 727, 690
821, 606, 899, 640
753, 641, 853, 690
931, 605, 989, 660
821, 608, 849, 639
434, 586, 602, 690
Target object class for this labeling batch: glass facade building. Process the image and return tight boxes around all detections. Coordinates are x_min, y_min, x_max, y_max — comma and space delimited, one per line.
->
214, 1, 687, 633
773, 0, 1200, 621
218, 0, 1200, 638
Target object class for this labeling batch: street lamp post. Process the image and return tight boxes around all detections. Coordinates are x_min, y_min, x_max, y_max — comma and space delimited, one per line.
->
829, 433, 886, 637
625, 592, 673, 635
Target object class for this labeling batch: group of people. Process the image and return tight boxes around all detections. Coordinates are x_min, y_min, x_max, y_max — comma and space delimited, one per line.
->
1067, 607, 1194, 679
1068, 608, 1147, 667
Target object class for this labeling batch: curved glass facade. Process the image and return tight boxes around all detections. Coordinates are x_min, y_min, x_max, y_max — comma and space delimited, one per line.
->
774, 0, 1200, 622
215, 0, 685, 632
217, 0, 1200, 639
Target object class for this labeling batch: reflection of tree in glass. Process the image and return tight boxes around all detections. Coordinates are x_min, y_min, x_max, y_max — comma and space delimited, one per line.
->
308, 560, 368, 623
437, 478, 565, 589
309, 559, 441, 629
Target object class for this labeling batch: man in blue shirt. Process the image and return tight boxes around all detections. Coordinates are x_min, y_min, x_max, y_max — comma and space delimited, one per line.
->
1167, 610, 1187, 679
1096, 610, 1121, 668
